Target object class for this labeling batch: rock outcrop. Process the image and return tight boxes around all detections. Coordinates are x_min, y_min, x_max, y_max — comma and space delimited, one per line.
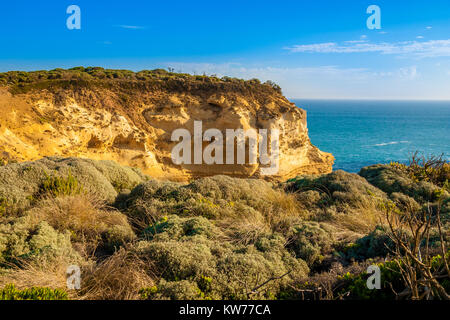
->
0, 68, 333, 181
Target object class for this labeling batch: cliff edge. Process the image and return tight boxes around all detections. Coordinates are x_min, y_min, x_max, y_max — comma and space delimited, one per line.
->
0, 68, 333, 181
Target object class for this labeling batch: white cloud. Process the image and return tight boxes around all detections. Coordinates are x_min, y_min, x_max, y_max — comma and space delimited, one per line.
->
162, 62, 426, 99
344, 40, 368, 44
426, 26, 433, 30
117, 25, 146, 29
398, 66, 418, 79
416, 36, 424, 39
284, 39, 450, 58
165, 62, 368, 79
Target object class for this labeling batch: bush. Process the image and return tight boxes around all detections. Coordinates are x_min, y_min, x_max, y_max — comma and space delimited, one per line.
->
0, 284, 68, 300
2, 68, 281, 97
118, 179, 191, 229
286, 170, 386, 209
141, 280, 204, 300
336, 260, 403, 300
343, 226, 394, 261
287, 222, 334, 266
2, 154, 447, 300
214, 246, 308, 299
0, 197, 6, 216
88, 160, 147, 193
39, 170, 80, 197
28, 194, 135, 253
390, 153, 450, 188
285, 171, 387, 234
133, 217, 309, 300
135, 239, 216, 281
79, 248, 154, 300
0, 217, 81, 264
0, 157, 147, 213
360, 164, 448, 203
122, 175, 304, 237
141, 215, 219, 241
337, 253, 449, 300
264, 80, 282, 94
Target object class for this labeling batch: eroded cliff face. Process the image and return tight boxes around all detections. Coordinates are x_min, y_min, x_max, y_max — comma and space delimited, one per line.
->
0, 77, 333, 181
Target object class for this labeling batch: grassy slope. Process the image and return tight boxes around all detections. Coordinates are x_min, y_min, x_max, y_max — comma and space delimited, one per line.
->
0, 157, 448, 300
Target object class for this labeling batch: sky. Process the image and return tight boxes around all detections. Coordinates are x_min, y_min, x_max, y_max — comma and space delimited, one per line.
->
1, 0, 450, 99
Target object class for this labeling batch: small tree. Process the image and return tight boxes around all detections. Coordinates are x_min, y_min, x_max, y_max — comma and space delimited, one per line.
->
264, 80, 282, 94
382, 198, 449, 299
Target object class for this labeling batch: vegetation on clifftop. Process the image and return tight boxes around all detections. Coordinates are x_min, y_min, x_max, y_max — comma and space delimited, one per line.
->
0, 67, 283, 95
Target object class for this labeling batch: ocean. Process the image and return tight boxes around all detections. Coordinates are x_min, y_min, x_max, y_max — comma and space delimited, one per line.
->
293, 99, 450, 173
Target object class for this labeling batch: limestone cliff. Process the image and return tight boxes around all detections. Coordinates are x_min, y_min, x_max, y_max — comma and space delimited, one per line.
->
0, 68, 333, 181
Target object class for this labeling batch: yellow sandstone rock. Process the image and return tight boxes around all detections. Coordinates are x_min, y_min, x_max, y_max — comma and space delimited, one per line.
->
0, 74, 333, 181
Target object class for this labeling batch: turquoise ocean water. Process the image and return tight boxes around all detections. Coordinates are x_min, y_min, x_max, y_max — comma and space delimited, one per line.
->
293, 100, 450, 173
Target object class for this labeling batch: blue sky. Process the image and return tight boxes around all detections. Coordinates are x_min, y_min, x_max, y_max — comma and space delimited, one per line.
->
1, 0, 450, 99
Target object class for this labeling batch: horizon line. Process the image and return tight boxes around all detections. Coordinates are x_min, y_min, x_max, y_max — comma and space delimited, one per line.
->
288, 97, 450, 102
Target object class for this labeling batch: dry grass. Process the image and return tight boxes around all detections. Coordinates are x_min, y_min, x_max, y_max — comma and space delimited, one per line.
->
0, 247, 155, 300
218, 210, 270, 245
217, 189, 305, 245
333, 207, 383, 235
28, 194, 135, 254
0, 255, 79, 299
262, 189, 307, 233
78, 248, 155, 300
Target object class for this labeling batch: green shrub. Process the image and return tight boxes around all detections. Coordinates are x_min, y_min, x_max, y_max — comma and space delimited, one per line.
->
141, 215, 219, 241
285, 170, 386, 210
3, 154, 447, 300
139, 285, 158, 299
390, 153, 450, 188
135, 240, 216, 281
133, 225, 309, 300
0, 284, 68, 300
2, 68, 281, 97
89, 160, 147, 193
140, 280, 204, 300
336, 260, 402, 300
214, 247, 307, 300
343, 226, 394, 261
116, 174, 312, 300
337, 252, 450, 300
0, 157, 147, 213
264, 80, 282, 94
28, 194, 135, 253
360, 164, 447, 203
39, 170, 80, 197
197, 275, 213, 294
121, 175, 301, 234
0, 218, 81, 265
0, 197, 6, 216
117, 179, 189, 228
287, 221, 334, 266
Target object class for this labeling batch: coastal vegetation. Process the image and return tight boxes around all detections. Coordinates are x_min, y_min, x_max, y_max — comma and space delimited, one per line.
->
0, 67, 283, 95
0, 154, 448, 300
